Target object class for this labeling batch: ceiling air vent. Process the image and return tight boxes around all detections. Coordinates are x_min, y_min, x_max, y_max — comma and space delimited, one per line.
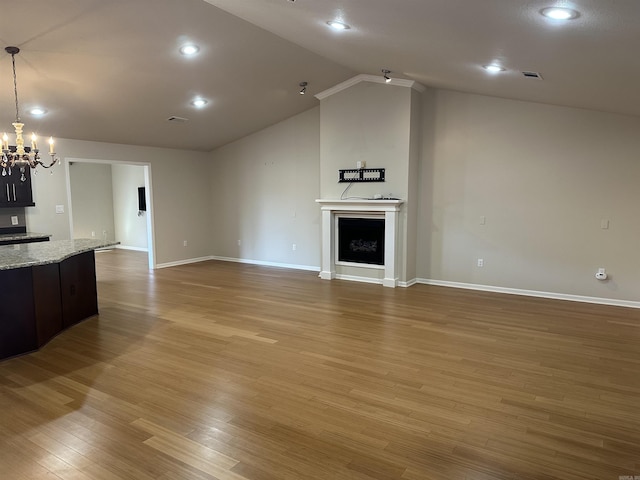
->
167, 116, 189, 123
522, 71, 543, 80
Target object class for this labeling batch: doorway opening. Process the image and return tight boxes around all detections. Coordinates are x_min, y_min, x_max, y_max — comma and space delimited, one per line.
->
65, 158, 155, 269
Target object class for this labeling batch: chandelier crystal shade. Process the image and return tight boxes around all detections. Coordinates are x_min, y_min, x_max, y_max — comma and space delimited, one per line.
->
1, 46, 59, 181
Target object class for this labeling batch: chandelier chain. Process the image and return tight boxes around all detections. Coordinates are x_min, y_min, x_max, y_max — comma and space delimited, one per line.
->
11, 52, 20, 122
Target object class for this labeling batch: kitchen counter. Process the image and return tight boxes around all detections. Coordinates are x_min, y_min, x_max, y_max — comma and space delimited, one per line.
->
0, 231, 51, 246
0, 238, 119, 361
0, 238, 117, 270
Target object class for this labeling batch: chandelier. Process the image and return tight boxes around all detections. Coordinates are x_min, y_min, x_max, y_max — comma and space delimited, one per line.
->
1, 46, 59, 181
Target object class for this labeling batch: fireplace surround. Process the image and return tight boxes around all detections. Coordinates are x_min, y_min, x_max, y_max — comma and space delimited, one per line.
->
316, 199, 404, 287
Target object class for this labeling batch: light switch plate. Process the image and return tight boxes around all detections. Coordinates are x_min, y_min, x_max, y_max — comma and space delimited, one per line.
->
55, 205, 64, 214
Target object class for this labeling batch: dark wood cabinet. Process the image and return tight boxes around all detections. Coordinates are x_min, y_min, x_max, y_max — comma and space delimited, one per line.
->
0, 268, 38, 358
0, 250, 99, 360
0, 166, 35, 207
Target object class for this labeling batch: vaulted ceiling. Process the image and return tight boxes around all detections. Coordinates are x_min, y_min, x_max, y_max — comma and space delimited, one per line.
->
1, 0, 638, 152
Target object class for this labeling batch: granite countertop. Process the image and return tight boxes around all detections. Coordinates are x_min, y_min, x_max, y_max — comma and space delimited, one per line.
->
0, 239, 119, 271
0, 232, 52, 242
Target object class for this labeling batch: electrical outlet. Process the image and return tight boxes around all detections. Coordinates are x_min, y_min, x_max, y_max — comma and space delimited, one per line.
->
480, 215, 486, 225
55, 204, 64, 214
183, 240, 188, 247
237, 239, 241, 246
292, 244, 297, 251
477, 258, 484, 267
10, 215, 18, 225
91, 231, 96, 238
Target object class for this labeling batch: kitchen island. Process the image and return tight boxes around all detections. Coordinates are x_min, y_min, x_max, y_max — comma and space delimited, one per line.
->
0, 239, 117, 361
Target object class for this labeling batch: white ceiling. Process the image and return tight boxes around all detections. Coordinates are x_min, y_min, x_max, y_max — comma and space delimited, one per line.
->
1, 0, 638, 152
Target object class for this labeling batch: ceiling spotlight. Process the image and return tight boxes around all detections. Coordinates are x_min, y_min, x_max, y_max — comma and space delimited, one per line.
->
191, 98, 208, 108
540, 7, 579, 20
382, 69, 392, 83
483, 64, 505, 73
179, 44, 200, 56
299, 82, 308, 95
29, 107, 47, 116
326, 20, 350, 30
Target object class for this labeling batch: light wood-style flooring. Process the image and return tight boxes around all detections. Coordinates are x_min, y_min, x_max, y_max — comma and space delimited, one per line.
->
1, 249, 639, 479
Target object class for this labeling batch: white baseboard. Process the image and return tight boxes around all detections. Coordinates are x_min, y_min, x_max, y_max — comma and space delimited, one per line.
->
334, 274, 384, 285
416, 278, 640, 309
209, 256, 320, 272
115, 245, 148, 252
156, 256, 215, 269
151, 257, 639, 308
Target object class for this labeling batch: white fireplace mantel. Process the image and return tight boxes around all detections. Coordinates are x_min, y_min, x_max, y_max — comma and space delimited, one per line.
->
316, 199, 404, 287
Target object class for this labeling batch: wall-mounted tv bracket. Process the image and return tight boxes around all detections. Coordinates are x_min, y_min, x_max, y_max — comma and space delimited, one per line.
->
338, 168, 385, 183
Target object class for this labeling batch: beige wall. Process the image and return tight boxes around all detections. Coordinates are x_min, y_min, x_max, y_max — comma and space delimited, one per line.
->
26, 138, 210, 266
418, 90, 640, 301
209, 107, 321, 269
69, 162, 115, 241
0, 207, 25, 229
112, 164, 148, 250
21, 86, 640, 303
319, 82, 413, 200
318, 81, 421, 283
209, 86, 640, 303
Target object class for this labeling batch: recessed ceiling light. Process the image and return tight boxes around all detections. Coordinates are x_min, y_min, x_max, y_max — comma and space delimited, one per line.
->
540, 7, 579, 20
179, 44, 200, 56
29, 107, 47, 116
326, 20, 350, 30
483, 64, 505, 73
191, 98, 208, 108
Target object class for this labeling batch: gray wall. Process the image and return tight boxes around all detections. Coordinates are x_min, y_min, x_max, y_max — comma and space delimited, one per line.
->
209, 107, 320, 269
319, 82, 413, 200
26, 138, 211, 266
69, 162, 115, 241
318, 80, 420, 283
112, 164, 148, 250
19, 86, 640, 303
0, 208, 25, 229
207, 87, 640, 303
418, 90, 640, 301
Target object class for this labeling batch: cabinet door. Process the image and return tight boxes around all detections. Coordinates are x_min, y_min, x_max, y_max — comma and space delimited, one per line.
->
60, 251, 98, 328
11, 167, 34, 206
0, 267, 38, 359
0, 166, 35, 207
33, 263, 63, 347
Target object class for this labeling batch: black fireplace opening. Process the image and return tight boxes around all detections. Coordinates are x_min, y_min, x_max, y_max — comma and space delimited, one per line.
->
338, 217, 385, 266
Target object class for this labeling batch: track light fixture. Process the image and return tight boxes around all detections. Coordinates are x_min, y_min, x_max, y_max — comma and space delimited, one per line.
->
382, 69, 392, 83
299, 81, 308, 95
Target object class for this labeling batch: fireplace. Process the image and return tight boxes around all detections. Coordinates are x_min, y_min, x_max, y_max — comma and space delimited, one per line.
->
316, 199, 404, 287
337, 217, 384, 266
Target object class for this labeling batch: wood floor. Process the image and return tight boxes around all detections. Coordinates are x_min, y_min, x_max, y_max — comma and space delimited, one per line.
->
1, 249, 639, 480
